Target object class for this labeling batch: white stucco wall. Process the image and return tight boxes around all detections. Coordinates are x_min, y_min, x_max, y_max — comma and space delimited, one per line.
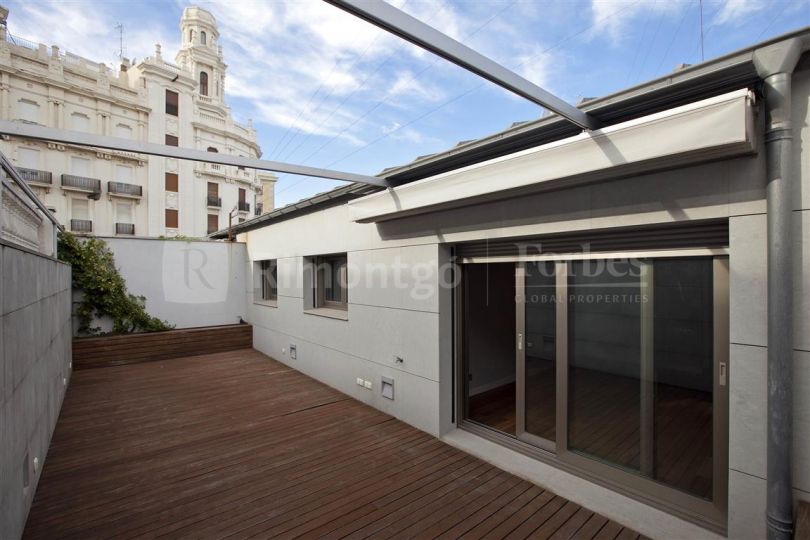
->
97, 237, 247, 330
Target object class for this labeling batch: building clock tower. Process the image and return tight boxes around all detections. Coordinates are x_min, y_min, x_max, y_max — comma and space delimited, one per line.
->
176, 7, 227, 105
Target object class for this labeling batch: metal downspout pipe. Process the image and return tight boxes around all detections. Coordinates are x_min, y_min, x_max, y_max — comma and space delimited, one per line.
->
753, 38, 803, 540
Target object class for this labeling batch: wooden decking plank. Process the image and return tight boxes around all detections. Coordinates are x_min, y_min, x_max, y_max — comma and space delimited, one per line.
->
23, 348, 641, 540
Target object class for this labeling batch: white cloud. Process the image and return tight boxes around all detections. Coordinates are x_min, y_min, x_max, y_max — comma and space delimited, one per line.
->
590, 0, 682, 45
8, 1, 178, 69
713, 0, 768, 25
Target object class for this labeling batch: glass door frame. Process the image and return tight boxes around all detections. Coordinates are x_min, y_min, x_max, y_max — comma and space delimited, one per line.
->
456, 248, 729, 530
515, 261, 566, 454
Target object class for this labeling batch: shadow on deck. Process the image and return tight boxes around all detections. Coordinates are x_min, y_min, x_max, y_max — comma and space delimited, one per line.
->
24, 348, 643, 539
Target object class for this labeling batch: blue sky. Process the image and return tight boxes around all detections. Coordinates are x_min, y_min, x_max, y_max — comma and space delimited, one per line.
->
6, 0, 810, 207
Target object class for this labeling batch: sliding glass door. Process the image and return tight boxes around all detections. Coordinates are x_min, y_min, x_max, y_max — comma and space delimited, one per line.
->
461, 252, 728, 521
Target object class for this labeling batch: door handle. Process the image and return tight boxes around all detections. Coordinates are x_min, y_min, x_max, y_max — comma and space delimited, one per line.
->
517, 333, 523, 351
719, 361, 727, 387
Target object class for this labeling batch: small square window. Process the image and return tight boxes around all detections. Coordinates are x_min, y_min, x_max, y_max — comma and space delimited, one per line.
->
165, 134, 179, 147
254, 259, 278, 303
312, 254, 348, 310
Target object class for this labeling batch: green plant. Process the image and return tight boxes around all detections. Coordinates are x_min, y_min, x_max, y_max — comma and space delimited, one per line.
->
58, 232, 173, 336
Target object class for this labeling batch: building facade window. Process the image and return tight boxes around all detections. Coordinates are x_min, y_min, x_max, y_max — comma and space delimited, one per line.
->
165, 209, 178, 229
18, 99, 40, 123
313, 254, 348, 310
17, 147, 40, 169
200, 31, 207, 45
70, 156, 91, 176
165, 89, 179, 116
165, 173, 179, 192
115, 123, 133, 139
207, 214, 218, 234
199, 71, 209, 96
207, 146, 218, 153
71, 198, 89, 220
115, 201, 133, 225
70, 112, 90, 132
165, 134, 179, 146
255, 259, 278, 303
115, 165, 133, 183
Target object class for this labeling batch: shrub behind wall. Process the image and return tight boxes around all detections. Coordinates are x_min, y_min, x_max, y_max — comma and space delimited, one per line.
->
58, 232, 172, 336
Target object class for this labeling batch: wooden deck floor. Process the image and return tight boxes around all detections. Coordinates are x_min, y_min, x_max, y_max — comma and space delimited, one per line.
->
24, 349, 643, 539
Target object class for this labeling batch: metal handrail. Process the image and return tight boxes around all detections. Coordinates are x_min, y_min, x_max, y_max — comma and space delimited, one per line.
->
70, 219, 93, 233
62, 174, 101, 192
207, 195, 221, 207
115, 222, 135, 235
238, 201, 250, 212
0, 152, 62, 230
16, 167, 52, 184
108, 181, 142, 196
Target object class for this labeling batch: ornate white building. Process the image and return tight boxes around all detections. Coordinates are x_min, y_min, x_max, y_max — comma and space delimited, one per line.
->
0, 5, 275, 238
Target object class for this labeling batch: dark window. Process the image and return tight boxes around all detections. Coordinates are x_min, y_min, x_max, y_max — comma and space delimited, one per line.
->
207, 146, 218, 153
207, 181, 218, 197
165, 90, 179, 116
259, 260, 278, 301
165, 209, 178, 228
200, 31, 207, 45
207, 214, 218, 234
238, 188, 245, 203
165, 173, 178, 192
165, 134, 178, 146
314, 254, 348, 310
200, 71, 209, 96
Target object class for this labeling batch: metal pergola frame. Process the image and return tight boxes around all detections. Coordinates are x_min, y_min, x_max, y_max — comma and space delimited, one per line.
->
325, 0, 600, 131
0, 121, 390, 188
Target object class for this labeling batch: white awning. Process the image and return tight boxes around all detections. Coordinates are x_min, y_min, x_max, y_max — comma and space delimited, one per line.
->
349, 89, 756, 223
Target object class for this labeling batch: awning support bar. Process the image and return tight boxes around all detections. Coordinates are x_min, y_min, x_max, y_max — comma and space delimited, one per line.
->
0, 121, 390, 187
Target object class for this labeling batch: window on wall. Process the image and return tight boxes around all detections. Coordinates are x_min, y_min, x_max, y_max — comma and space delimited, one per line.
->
165, 208, 178, 228
200, 31, 207, 45
165, 89, 179, 116
115, 165, 132, 183
18, 99, 40, 123
199, 71, 209, 96
116, 201, 133, 224
313, 254, 348, 310
165, 173, 178, 192
207, 214, 218, 234
165, 134, 179, 146
115, 123, 133, 139
17, 147, 40, 169
70, 112, 91, 132
70, 156, 91, 176
71, 198, 89, 220
207, 146, 218, 153
254, 259, 278, 303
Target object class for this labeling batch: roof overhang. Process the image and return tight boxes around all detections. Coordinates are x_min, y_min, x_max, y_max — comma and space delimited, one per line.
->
348, 89, 756, 223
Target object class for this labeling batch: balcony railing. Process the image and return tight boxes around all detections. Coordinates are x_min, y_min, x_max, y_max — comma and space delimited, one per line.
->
70, 219, 93, 233
238, 201, 250, 213
16, 167, 52, 185
255, 203, 263, 216
62, 174, 101, 194
108, 181, 143, 197
207, 195, 221, 208
115, 223, 135, 235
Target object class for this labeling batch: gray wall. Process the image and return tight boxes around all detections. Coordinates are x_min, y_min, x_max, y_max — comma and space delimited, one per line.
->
1, 241, 72, 540
90, 237, 247, 332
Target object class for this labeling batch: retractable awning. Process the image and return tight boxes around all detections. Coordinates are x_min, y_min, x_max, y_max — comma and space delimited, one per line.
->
348, 89, 756, 223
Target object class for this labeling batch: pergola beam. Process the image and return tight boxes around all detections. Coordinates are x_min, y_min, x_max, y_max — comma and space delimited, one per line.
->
325, 0, 600, 131
0, 121, 390, 187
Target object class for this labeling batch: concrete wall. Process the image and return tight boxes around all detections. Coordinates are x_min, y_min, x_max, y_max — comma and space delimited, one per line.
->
90, 237, 247, 332
0, 241, 72, 539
